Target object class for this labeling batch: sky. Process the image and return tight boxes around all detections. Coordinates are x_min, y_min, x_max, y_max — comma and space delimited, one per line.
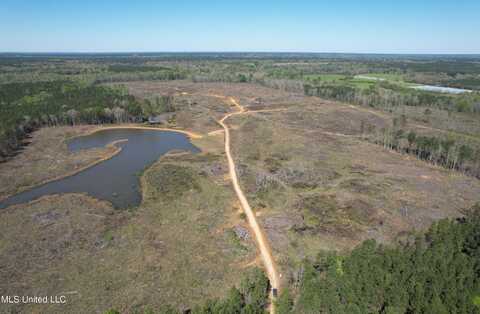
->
1, 0, 479, 54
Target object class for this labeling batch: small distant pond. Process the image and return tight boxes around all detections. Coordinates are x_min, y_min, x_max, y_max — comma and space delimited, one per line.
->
0, 128, 200, 209
355, 75, 472, 94
410, 85, 472, 94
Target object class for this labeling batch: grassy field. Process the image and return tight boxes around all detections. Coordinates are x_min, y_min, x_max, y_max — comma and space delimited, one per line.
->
304, 73, 409, 89
356, 73, 405, 81
304, 74, 346, 82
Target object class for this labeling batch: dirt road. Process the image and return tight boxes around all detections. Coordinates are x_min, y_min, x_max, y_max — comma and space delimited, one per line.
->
218, 97, 280, 311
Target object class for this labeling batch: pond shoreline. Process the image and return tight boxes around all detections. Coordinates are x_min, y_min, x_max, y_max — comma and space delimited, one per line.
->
0, 124, 201, 207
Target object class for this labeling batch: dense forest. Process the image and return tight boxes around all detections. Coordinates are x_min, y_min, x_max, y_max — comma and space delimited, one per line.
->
104, 204, 480, 314
0, 80, 179, 161
0, 81, 147, 160
292, 204, 480, 314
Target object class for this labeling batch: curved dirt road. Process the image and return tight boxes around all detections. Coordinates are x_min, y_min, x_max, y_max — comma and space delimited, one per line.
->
218, 97, 280, 310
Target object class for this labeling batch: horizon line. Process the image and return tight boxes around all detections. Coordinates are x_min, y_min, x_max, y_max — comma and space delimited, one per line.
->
1, 51, 480, 56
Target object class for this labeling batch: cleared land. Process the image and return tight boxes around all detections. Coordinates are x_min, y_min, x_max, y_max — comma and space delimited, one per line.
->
121, 81, 480, 282
1, 81, 479, 312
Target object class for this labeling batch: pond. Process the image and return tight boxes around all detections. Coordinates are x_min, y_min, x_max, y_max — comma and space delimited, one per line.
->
0, 128, 200, 209
354, 75, 472, 94
410, 85, 472, 94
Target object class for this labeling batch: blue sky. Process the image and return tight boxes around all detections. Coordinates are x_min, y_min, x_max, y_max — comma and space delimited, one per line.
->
1, 0, 479, 53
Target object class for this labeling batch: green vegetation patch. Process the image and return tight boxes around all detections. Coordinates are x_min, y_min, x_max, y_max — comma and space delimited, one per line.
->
147, 164, 201, 200
225, 229, 248, 254
297, 194, 338, 229
304, 74, 347, 83
359, 72, 404, 81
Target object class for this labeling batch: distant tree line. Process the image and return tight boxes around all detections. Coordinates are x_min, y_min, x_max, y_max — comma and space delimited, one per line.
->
304, 82, 480, 113
94, 67, 187, 83
107, 65, 173, 73
0, 61, 187, 85
0, 81, 147, 160
360, 116, 480, 177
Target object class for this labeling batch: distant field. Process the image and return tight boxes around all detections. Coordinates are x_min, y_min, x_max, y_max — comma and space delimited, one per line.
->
356, 72, 404, 81
305, 71, 479, 97
349, 78, 378, 88
304, 73, 401, 89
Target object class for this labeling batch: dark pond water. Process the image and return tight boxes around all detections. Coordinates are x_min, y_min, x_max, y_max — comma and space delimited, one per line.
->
0, 128, 199, 209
